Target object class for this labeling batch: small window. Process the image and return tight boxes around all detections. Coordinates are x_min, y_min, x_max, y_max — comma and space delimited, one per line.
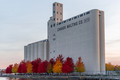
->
86, 11, 90, 15
57, 12, 58, 14
69, 18, 71, 21
54, 18, 55, 21
51, 25, 52, 28
57, 18, 58, 20
53, 34, 56, 36
60, 13, 62, 15
53, 11, 55, 13
53, 4, 55, 6
59, 22, 61, 25
57, 4, 58, 6
80, 14, 83, 17
74, 16, 77, 19
64, 20, 66, 23
60, 4, 62, 7
60, 19, 62, 21
53, 24, 55, 27
53, 38, 56, 41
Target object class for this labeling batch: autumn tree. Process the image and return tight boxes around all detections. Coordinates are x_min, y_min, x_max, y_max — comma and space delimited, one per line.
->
56, 54, 64, 63
47, 58, 55, 73
75, 57, 85, 72
49, 58, 55, 66
53, 59, 63, 73
12, 63, 19, 73
37, 60, 48, 73
106, 63, 114, 71
62, 57, 74, 73
114, 65, 120, 71
17, 61, 27, 73
5, 65, 13, 73
26, 61, 32, 73
32, 58, 41, 73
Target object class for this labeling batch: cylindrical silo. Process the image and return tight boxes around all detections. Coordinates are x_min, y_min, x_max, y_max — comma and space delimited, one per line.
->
34, 42, 38, 60
24, 46, 27, 61
38, 41, 44, 61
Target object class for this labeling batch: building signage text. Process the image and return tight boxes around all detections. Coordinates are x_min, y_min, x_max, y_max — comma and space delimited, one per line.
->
57, 17, 90, 32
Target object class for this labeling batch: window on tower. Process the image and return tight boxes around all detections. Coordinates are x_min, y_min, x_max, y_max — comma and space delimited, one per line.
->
86, 11, 90, 15
60, 4, 62, 7
64, 20, 66, 23
69, 18, 71, 21
80, 14, 83, 17
53, 34, 56, 36
53, 38, 56, 41
74, 16, 77, 19
53, 24, 55, 27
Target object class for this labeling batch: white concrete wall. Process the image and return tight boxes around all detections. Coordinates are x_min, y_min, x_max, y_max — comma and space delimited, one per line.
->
37, 41, 44, 60
99, 11, 105, 73
34, 42, 38, 60
31, 44, 34, 61
28, 45, 31, 61
26, 46, 29, 61
43, 40, 49, 60
24, 46, 27, 61
24, 40, 48, 62
48, 9, 105, 73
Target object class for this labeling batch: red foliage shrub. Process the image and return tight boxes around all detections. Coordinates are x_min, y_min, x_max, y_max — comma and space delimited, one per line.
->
62, 57, 74, 73
56, 54, 64, 63
37, 60, 48, 73
5, 65, 13, 73
47, 58, 55, 73
31, 58, 41, 73
49, 58, 55, 66
17, 61, 27, 73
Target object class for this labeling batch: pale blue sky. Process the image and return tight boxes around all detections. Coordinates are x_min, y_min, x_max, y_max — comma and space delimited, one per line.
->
0, 0, 120, 69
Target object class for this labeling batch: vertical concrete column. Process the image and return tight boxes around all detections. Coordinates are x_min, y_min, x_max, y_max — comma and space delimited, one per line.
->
46, 40, 49, 61
28, 45, 31, 61
91, 10, 100, 73
99, 11, 105, 74
43, 40, 47, 60
31, 44, 34, 61
38, 41, 44, 61
34, 42, 38, 60
24, 46, 27, 62
53, 2, 63, 23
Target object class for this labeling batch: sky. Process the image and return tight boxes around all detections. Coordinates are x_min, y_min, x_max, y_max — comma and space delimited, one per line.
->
0, 0, 120, 69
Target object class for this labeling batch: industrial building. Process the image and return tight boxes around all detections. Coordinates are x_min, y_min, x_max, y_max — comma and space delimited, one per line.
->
24, 2, 105, 73
24, 40, 49, 61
